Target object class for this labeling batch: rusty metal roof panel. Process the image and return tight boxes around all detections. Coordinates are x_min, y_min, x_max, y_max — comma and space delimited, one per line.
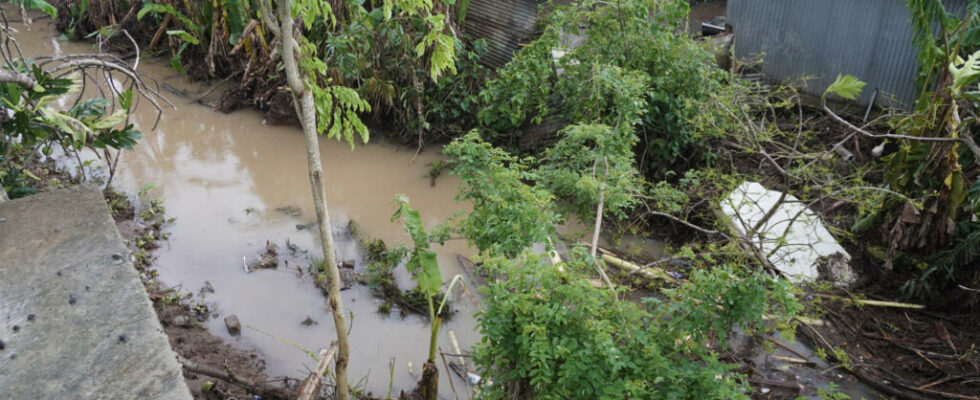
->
465, 0, 546, 69
728, 0, 969, 109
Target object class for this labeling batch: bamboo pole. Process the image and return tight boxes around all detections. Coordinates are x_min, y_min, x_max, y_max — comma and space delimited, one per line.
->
599, 251, 677, 283
813, 294, 924, 309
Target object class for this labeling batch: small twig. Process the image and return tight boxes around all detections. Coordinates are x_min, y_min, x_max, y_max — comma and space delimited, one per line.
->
438, 351, 471, 358
640, 210, 723, 236
767, 338, 814, 364
919, 373, 980, 390
823, 101, 980, 159
772, 355, 816, 366
439, 347, 461, 400
958, 284, 980, 293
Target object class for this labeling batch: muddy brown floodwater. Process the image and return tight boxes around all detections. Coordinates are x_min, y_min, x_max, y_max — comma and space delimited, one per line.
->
15, 15, 479, 398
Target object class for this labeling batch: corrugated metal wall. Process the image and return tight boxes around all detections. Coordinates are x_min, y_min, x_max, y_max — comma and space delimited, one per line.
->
728, 0, 968, 109
465, 0, 545, 69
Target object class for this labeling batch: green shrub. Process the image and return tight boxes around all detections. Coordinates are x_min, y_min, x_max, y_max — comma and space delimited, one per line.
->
443, 131, 559, 257
473, 250, 801, 400
478, 0, 727, 176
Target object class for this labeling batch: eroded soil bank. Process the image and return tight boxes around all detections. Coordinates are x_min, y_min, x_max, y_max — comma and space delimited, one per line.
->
13, 13, 479, 399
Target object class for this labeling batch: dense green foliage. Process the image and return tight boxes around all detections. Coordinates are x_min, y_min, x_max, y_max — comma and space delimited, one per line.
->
294, 0, 466, 142
478, 0, 727, 175
443, 126, 803, 398
56, 0, 478, 141
474, 252, 800, 400
444, 131, 559, 257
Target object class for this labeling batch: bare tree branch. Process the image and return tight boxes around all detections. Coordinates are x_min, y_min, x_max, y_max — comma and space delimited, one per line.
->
823, 102, 980, 159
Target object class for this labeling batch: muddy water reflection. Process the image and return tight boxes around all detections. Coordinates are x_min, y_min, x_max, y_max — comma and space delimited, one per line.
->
16, 17, 478, 396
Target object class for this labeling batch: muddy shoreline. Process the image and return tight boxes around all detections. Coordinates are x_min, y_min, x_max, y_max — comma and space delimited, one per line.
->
107, 189, 281, 399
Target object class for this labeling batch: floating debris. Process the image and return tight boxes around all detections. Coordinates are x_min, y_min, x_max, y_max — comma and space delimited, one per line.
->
224, 315, 241, 336
246, 241, 279, 271
275, 205, 301, 217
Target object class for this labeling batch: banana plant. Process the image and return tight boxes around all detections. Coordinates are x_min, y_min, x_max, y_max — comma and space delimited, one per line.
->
391, 194, 462, 400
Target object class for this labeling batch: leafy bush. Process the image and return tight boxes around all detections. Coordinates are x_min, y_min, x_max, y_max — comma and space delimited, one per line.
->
443, 131, 559, 257
1, 60, 142, 197
478, 0, 727, 176
444, 128, 803, 400
473, 250, 801, 400
536, 123, 643, 222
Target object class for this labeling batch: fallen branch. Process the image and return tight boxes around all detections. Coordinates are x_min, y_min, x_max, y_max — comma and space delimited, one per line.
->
298, 341, 339, 400
0, 68, 36, 88
767, 338, 815, 364
797, 324, 932, 400
640, 209, 724, 237
439, 347, 461, 400
772, 355, 815, 367
823, 102, 980, 160
177, 355, 289, 399
230, 19, 260, 55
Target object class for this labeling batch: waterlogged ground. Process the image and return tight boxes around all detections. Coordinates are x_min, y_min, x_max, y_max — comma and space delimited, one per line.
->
15, 14, 480, 397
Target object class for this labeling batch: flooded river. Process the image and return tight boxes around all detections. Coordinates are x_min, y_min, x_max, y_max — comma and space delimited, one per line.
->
16, 14, 480, 397
11, 7, 890, 400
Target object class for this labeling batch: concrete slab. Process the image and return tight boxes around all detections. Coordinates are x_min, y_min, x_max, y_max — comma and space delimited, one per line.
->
0, 185, 191, 399
720, 181, 856, 286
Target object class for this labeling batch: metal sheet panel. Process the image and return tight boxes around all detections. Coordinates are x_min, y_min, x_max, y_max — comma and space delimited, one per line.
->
729, 0, 969, 109
466, 0, 545, 69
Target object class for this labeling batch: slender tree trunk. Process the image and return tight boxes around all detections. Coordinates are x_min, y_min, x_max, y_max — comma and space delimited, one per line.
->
590, 157, 614, 290
277, 2, 350, 399
590, 187, 614, 290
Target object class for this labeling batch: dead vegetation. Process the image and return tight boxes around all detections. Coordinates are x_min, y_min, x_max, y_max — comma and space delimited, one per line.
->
53, 0, 295, 121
